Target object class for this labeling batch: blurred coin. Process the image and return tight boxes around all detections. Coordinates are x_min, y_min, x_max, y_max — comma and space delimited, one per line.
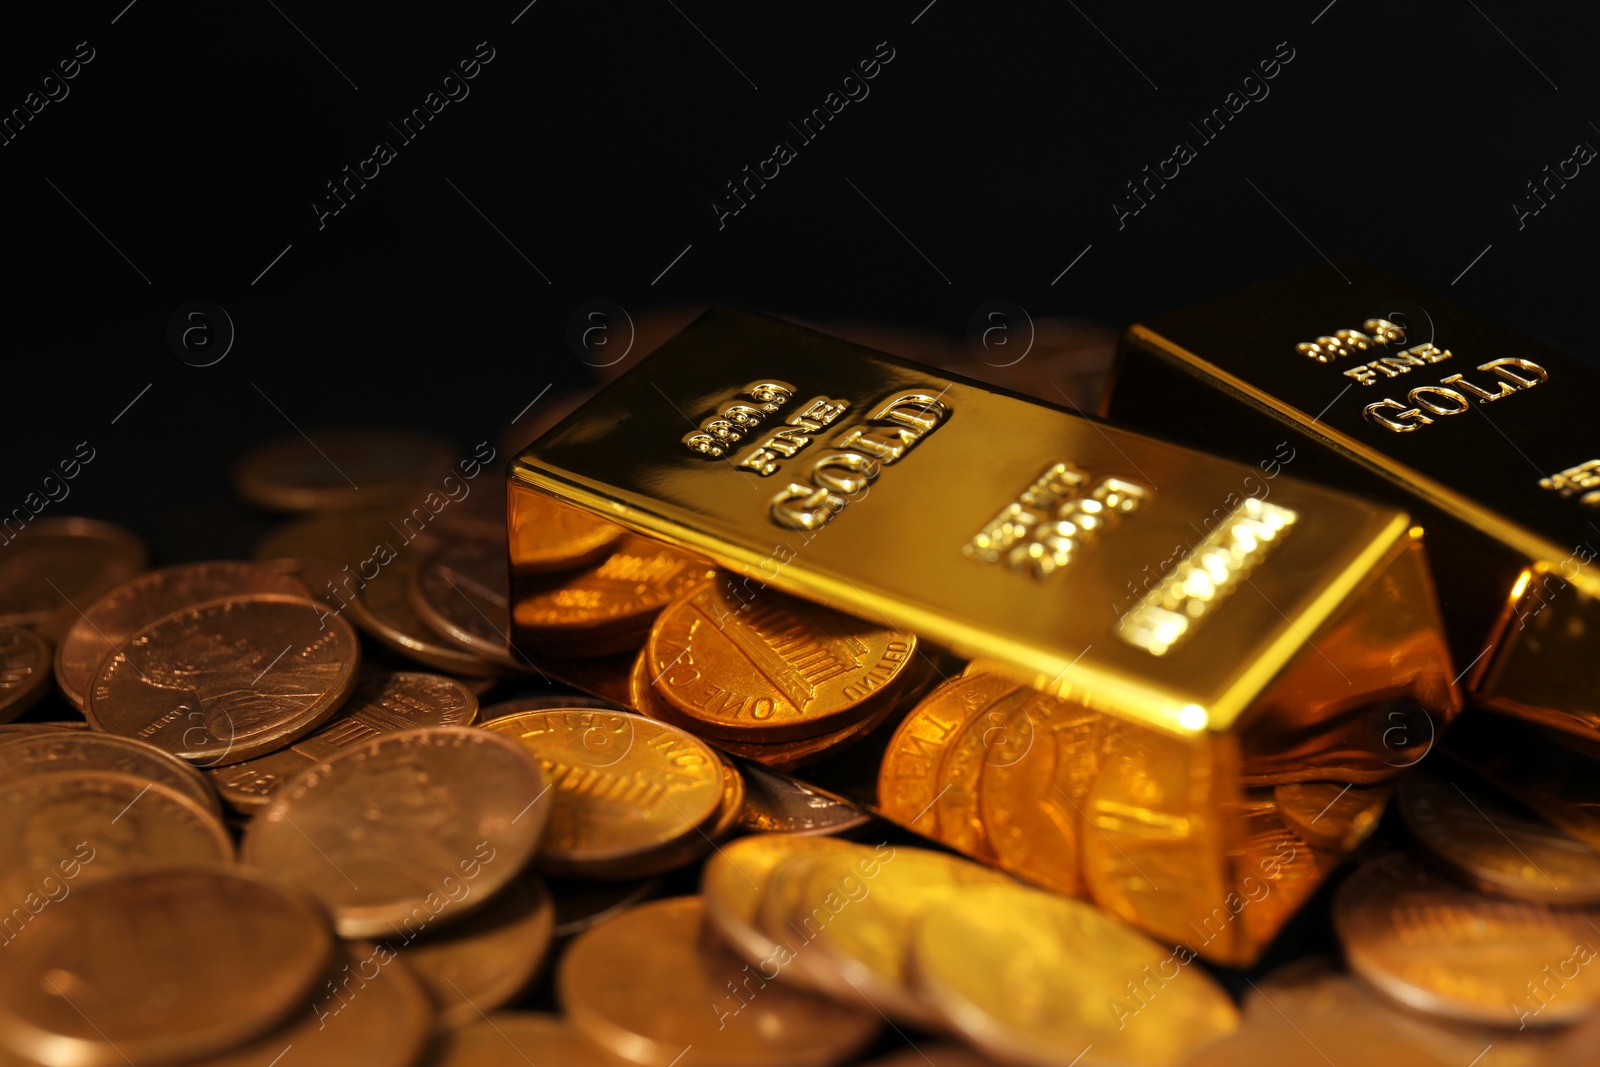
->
0, 518, 147, 640
737, 761, 872, 836
759, 845, 1014, 1024
210, 672, 479, 811
1182, 1019, 1451, 1067
701, 834, 866, 968
87, 594, 360, 767
192, 940, 432, 1067
509, 491, 625, 575
508, 535, 714, 658
481, 709, 721, 879
559, 896, 881, 1067
1275, 780, 1391, 853
344, 546, 504, 677
432, 1013, 613, 1067
54, 560, 312, 712
241, 726, 548, 938
0, 628, 51, 724
1400, 767, 1600, 905
0, 865, 332, 1067
233, 428, 458, 512
911, 883, 1238, 1067
648, 579, 916, 743
381, 872, 553, 1030
410, 536, 536, 670
0, 772, 233, 878
1334, 852, 1600, 1026
0, 730, 221, 817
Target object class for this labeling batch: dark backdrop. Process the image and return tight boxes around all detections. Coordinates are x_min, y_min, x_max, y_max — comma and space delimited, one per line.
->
3, 0, 1594, 562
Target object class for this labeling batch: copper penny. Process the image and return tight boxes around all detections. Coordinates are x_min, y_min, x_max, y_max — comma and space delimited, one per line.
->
978, 680, 1122, 896
0, 730, 222, 818
647, 579, 915, 743
241, 726, 548, 938
193, 940, 432, 1067
1334, 852, 1600, 1026
211, 671, 479, 811
509, 491, 625, 575
1275, 779, 1392, 853
344, 546, 504, 676
410, 535, 537, 670
480, 709, 720, 879
510, 534, 714, 658
54, 560, 313, 712
558, 896, 881, 1067
233, 428, 459, 512
0, 865, 333, 1067
0, 628, 52, 723
87, 594, 360, 767
1400, 767, 1600, 905
381, 872, 554, 1029
736, 761, 872, 836
0, 772, 233, 879
0, 518, 146, 640
631, 649, 894, 772
433, 1013, 614, 1067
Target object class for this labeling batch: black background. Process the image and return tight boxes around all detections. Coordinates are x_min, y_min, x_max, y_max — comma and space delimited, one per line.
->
3, 0, 1596, 563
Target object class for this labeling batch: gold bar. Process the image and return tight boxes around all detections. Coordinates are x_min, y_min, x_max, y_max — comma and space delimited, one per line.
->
506, 307, 1460, 963
1107, 261, 1600, 736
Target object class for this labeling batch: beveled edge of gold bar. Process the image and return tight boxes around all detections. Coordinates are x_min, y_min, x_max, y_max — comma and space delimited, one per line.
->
1121, 322, 1600, 601
506, 468, 1419, 738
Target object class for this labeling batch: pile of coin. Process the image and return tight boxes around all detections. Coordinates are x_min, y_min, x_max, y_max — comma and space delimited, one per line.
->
2, 426, 1600, 1065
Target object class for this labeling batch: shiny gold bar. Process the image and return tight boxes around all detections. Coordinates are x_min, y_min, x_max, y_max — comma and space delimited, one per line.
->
1106, 261, 1599, 736
507, 307, 1459, 962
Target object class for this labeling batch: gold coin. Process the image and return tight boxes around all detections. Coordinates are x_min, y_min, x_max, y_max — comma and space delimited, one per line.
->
647, 578, 916, 743
876, 677, 971, 837
700, 834, 867, 968
189, 940, 433, 1067
211, 671, 479, 811
87, 594, 360, 767
1400, 767, 1600, 905
0, 517, 147, 640
910, 883, 1238, 1067
758, 845, 1014, 1024
54, 560, 313, 712
410, 535, 540, 670
0, 865, 333, 1067
240, 726, 549, 938
0, 730, 222, 818
433, 1013, 615, 1067
1274, 780, 1391, 852
343, 545, 504, 676
510, 491, 626, 575
1334, 852, 1600, 1026
480, 709, 721, 879
1182, 1020, 1453, 1067
558, 896, 881, 1067
233, 428, 459, 512
0, 772, 233, 879
737, 761, 872, 836
976, 679, 1122, 893
511, 535, 714, 658
381, 872, 554, 1030
0, 628, 52, 724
